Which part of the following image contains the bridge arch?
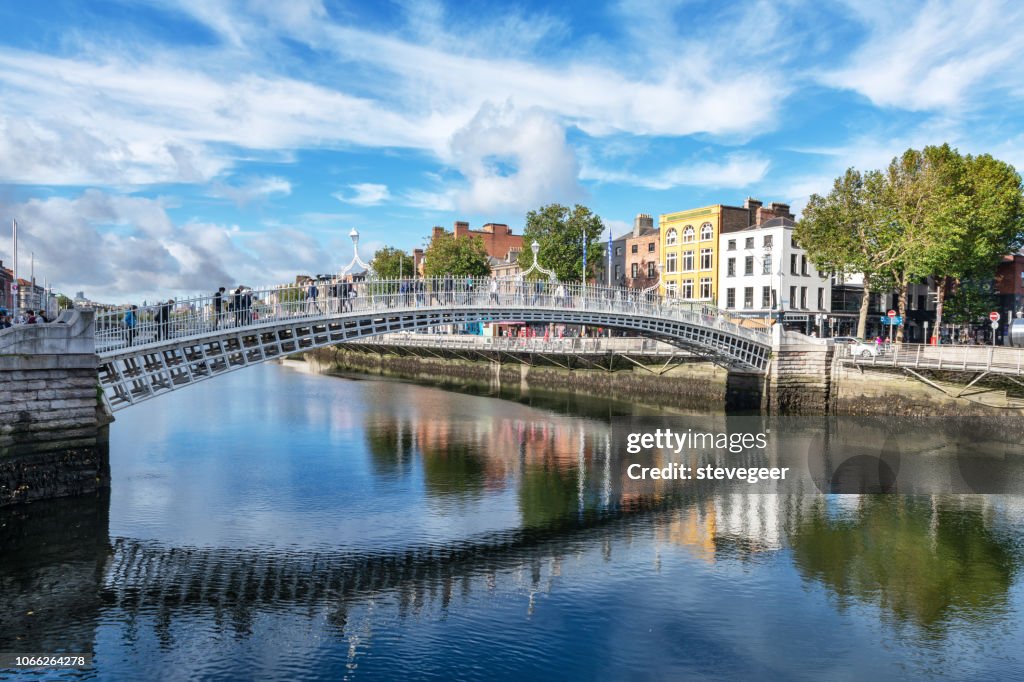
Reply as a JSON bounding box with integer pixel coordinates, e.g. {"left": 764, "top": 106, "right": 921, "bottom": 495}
{"left": 96, "top": 282, "right": 771, "bottom": 410}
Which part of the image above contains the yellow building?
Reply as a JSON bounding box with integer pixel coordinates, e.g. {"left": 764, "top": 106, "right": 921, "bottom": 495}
{"left": 659, "top": 199, "right": 779, "bottom": 301}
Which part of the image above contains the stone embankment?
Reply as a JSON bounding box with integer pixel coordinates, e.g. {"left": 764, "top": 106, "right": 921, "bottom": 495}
{"left": 0, "top": 310, "right": 110, "bottom": 506}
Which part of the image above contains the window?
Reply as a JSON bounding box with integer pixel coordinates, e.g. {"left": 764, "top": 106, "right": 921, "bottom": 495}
{"left": 791, "top": 236, "right": 798, "bottom": 248}
{"left": 745, "top": 237, "right": 754, "bottom": 249}
{"left": 800, "top": 286, "right": 807, "bottom": 309}
{"left": 666, "top": 282, "right": 677, "bottom": 298}
{"left": 727, "top": 239, "right": 736, "bottom": 251}
{"left": 817, "top": 288, "right": 824, "bottom": 310}
{"left": 699, "top": 277, "right": 713, "bottom": 299}
{"left": 700, "top": 248, "right": 713, "bottom": 270}
{"left": 647, "top": 262, "right": 655, "bottom": 278}
{"left": 763, "top": 235, "right": 773, "bottom": 248}
{"left": 681, "top": 280, "right": 694, "bottom": 299}
{"left": 666, "top": 228, "right": 678, "bottom": 246}
{"left": 648, "top": 242, "right": 655, "bottom": 252}
{"left": 801, "top": 255, "right": 808, "bottom": 276}
{"left": 631, "top": 263, "right": 639, "bottom": 278}
{"left": 743, "top": 287, "right": 754, "bottom": 309}
{"left": 726, "top": 288, "right": 736, "bottom": 308}
{"left": 791, "top": 254, "right": 798, "bottom": 275}
{"left": 682, "top": 250, "right": 694, "bottom": 271}
{"left": 683, "top": 226, "right": 695, "bottom": 242}
{"left": 744, "top": 256, "right": 754, "bottom": 276}
{"left": 666, "top": 252, "right": 678, "bottom": 273}
{"left": 762, "top": 254, "right": 772, "bottom": 275}
{"left": 700, "top": 222, "right": 713, "bottom": 240}
{"left": 615, "top": 246, "right": 622, "bottom": 256}
{"left": 917, "top": 294, "right": 925, "bottom": 311}
{"left": 631, "top": 244, "right": 638, "bottom": 254}
{"left": 762, "top": 286, "right": 772, "bottom": 308}
{"left": 727, "top": 258, "right": 736, "bottom": 277}
{"left": 771, "top": 288, "right": 778, "bottom": 310}
{"left": 614, "top": 264, "right": 621, "bottom": 279}
{"left": 790, "top": 286, "right": 797, "bottom": 309}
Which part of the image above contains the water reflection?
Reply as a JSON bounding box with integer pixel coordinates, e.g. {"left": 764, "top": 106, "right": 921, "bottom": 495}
{"left": 791, "top": 496, "right": 1021, "bottom": 633}
{"left": 2, "top": 365, "right": 1024, "bottom": 679}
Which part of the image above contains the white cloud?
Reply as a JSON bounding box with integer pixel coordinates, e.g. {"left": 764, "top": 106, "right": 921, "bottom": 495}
{"left": 819, "top": 0, "right": 1024, "bottom": 111}
{"left": 210, "top": 176, "right": 292, "bottom": 206}
{"left": 400, "top": 102, "right": 583, "bottom": 215}
{"left": 0, "top": 190, "right": 335, "bottom": 300}
{"left": 333, "top": 183, "right": 391, "bottom": 207}
{"left": 582, "top": 153, "right": 770, "bottom": 190}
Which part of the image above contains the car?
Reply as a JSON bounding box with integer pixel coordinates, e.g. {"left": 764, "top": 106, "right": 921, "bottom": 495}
{"left": 832, "top": 336, "right": 879, "bottom": 358}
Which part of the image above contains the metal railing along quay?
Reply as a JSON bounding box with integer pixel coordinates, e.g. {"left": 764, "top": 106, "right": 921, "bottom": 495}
{"left": 838, "top": 343, "right": 1024, "bottom": 376}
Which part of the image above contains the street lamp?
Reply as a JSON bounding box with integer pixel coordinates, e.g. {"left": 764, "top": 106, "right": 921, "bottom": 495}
{"left": 340, "top": 227, "right": 372, "bottom": 278}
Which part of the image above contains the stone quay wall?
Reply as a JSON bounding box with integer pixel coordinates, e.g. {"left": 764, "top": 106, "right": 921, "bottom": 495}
{"left": 0, "top": 310, "right": 109, "bottom": 507}
{"left": 768, "top": 331, "right": 834, "bottom": 415}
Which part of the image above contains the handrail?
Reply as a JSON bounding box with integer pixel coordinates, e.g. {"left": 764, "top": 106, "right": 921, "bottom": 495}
{"left": 94, "top": 277, "right": 770, "bottom": 354}
{"left": 837, "top": 342, "right": 1024, "bottom": 376}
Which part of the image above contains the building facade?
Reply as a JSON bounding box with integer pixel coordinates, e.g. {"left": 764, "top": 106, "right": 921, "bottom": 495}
{"left": 660, "top": 198, "right": 793, "bottom": 302}
{"left": 625, "top": 214, "right": 658, "bottom": 290}
{"left": 430, "top": 221, "right": 524, "bottom": 262}
{"left": 0, "top": 260, "right": 11, "bottom": 311}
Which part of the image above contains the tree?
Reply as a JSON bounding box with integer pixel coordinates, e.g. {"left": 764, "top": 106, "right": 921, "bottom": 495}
{"left": 519, "top": 203, "right": 605, "bottom": 282}
{"left": 421, "top": 230, "right": 491, "bottom": 277}
{"left": 56, "top": 293, "right": 73, "bottom": 310}
{"left": 370, "top": 246, "right": 414, "bottom": 280}
{"left": 944, "top": 277, "right": 998, "bottom": 326}
{"left": 796, "top": 169, "right": 897, "bottom": 338}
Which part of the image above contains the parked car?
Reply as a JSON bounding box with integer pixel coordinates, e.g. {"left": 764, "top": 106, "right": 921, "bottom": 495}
{"left": 832, "top": 336, "right": 878, "bottom": 358}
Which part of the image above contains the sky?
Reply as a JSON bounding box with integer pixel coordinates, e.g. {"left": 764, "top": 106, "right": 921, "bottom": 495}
{"left": 1, "top": 0, "right": 1023, "bottom": 302}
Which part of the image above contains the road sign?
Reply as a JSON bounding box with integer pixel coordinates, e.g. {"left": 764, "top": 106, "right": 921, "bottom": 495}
{"left": 9, "top": 282, "right": 17, "bottom": 294}
{"left": 991, "top": 321, "right": 999, "bottom": 330}
{"left": 887, "top": 309, "right": 896, "bottom": 318}
{"left": 990, "top": 311, "right": 1001, "bottom": 322}
{"left": 879, "top": 316, "right": 903, "bottom": 325}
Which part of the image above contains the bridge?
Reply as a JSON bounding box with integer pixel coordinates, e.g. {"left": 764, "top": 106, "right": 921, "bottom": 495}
{"left": 92, "top": 278, "right": 772, "bottom": 411}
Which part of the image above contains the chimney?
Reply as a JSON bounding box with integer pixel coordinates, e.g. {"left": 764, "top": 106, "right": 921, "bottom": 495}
{"left": 633, "top": 213, "right": 653, "bottom": 237}
{"left": 769, "top": 202, "right": 793, "bottom": 220}
{"left": 431, "top": 226, "right": 445, "bottom": 239}
{"left": 454, "top": 221, "right": 470, "bottom": 236}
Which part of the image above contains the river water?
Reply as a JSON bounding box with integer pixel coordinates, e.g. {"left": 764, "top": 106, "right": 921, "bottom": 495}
{"left": 3, "top": 361, "right": 1024, "bottom": 680}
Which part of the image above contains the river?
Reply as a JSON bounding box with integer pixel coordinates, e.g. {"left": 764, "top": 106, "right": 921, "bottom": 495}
{"left": 2, "top": 361, "right": 1024, "bottom": 680}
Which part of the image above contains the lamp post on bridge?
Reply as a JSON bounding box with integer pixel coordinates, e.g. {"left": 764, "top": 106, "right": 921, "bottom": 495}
{"left": 340, "top": 227, "right": 373, "bottom": 279}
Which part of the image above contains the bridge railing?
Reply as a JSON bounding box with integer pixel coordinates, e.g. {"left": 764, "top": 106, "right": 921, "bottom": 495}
{"left": 838, "top": 342, "right": 1024, "bottom": 375}
{"left": 356, "top": 333, "right": 687, "bottom": 355}
{"left": 94, "top": 277, "right": 769, "bottom": 353}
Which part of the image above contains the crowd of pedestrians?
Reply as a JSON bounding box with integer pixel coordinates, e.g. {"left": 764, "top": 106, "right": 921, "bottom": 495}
{"left": 0, "top": 307, "right": 50, "bottom": 328}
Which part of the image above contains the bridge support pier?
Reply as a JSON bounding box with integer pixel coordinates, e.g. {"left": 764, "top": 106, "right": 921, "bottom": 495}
{"left": 768, "top": 329, "right": 834, "bottom": 415}
{"left": 0, "top": 311, "right": 110, "bottom": 507}
{"left": 725, "top": 370, "right": 766, "bottom": 413}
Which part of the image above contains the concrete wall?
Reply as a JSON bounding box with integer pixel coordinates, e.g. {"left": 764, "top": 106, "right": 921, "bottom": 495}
{"left": 0, "top": 310, "right": 109, "bottom": 506}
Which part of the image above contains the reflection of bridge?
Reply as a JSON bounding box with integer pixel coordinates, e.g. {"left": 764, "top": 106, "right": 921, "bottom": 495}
{"left": 95, "top": 279, "right": 771, "bottom": 410}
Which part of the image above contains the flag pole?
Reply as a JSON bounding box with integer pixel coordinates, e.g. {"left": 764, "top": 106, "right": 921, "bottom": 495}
{"left": 12, "top": 218, "right": 17, "bottom": 319}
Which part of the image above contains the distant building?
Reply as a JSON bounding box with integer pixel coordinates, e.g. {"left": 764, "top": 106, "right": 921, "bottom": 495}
{"left": 430, "top": 221, "right": 523, "bottom": 263}
{"left": 0, "top": 260, "right": 12, "bottom": 311}
{"left": 660, "top": 198, "right": 794, "bottom": 302}
{"left": 717, "top": 217, "right": 831, "bottom": 333}
{"left": 625, "top": 214, "right": 658, "bottom": 290}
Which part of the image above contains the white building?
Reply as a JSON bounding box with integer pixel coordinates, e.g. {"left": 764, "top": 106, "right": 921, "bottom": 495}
{"left": 717, "top": 217, "right": 831, "bottom": 331}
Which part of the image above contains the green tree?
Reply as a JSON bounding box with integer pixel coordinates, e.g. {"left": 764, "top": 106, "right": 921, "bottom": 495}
{"left": 55, "top": 293, "right": 73, "bottom": 310}
{"left": 370, "top": 246, "right": 415, "bottom": 280}
{"left": 519, "top": 203, "right": 605, "bottom": 282}
{"left": 422, "top": 230, "right": 491, "bottom": 277}
{"left": 796, "top": 169, "right": 897, "bottom": 338}
{"left": 945, "top": 277, "right": 999, "bottom": 325}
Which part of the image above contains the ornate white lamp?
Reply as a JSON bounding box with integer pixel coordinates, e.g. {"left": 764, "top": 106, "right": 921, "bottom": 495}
{"left": 340, "top": 227, "right": 373, "bottom": 278}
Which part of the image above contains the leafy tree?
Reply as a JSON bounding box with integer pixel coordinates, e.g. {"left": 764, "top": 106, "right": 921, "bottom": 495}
{"left": 370, "top": 246, "right": 415, "bottom": 280}
{"left": 519, "top": 203, "right": 605, "bottom": 282}
{"left": 421, "top": 230, "right": 491, "bottom": 277}
{"left": 796, "top": 169, "right": 897, "bottom": 338}
{"left": 56, "top": 293, "right": 73, "bottom": 310}
{"left": 945, "top": 277, "right": 999, "bottom": 325}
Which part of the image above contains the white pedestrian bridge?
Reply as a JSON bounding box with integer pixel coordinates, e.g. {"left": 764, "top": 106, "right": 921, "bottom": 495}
{"left": 94, "top": 279, "right": 772, "bottom": 411}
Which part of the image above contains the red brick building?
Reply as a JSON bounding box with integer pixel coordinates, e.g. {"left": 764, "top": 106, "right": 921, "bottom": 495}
{"left": 625, "top": 214, "right": 659, "bottom": 290}
{"left": 996, "top": 252, "right": 1024, "bottom": 318}
{"left": 431, "top": 221, "right": 524, "bottom": 262}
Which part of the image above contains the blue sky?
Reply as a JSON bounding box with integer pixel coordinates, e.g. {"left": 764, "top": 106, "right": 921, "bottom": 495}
{"left": 1, "top": 0, "right": 1023, "bottom": 300}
